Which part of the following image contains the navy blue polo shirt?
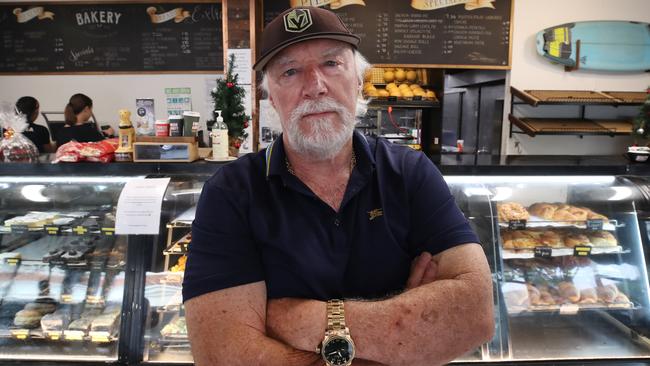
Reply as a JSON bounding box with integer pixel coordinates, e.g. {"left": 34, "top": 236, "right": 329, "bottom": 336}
{"left": 183, "top": 132, "right": 478, "bottom": 302}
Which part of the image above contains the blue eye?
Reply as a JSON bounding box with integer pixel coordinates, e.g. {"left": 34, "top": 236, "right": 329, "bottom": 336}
{"left": 283, "top": 69, "right": 297, "bottom": 77}
{"left": 325, "top": 60, "right": 339, "bottom": 67}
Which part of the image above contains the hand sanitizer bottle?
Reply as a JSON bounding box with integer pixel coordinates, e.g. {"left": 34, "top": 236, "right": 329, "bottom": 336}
{"left": 210, "top": 110, "right": 229, "bottom": 159}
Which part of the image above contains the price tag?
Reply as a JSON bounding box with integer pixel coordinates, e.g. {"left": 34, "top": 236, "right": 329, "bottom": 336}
{"left": 10, "top": 225, "right": 28, "bottom": 234}
{"left": 10, "top": 329, "right": 29, "bottom": 340}
{"left": 559, "top": 303, "right": 580, "bottom": 315}
{"left": 46, "top": 332, "right": 61, "bottom": 341}
{"left": 573, "top": 245, "right": 592, "bottom": 257}
{"left": 89, "top": 331, "right": 111, "bottom": 343}
{"left": 5, "top": 257, "right": 21, "bottom": 265}
{"left": 508, "top": 220, "right": 527, "bottom": 230}
{"left": 73, "top": 226, "right": 88, "bottom": 235}
{"left": 101, "top": 227, "right": 115, "bottom": 236}
{"left": 534, "top": 246, "right": 552, "bottom": 258}
{"left": 45, "top": 225, "right": 60, "bottom": 235}
{"left": 60, "top": 294, "right": 73, "bottom": 304}
{"left": 586, "top": 219, "right": 604, "bottom": 231}
{"left": 63, "top": 331, "right": 84, "bottom": 341}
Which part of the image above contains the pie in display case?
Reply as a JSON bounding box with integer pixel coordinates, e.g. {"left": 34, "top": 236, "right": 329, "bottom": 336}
{"left": 0, "top": 175, "right": 138, "bottom": 363}
{"left": 446, "top": 175, "right": 650, "bottom": 362}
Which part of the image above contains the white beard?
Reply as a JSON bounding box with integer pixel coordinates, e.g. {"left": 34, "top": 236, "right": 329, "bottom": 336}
{"left": 284, "top": 97, "right": 357, "bottom": 160}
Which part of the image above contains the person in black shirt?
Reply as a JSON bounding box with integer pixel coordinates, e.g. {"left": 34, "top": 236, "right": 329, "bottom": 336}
{"left": 57, "top": 93, "right": 106, "bottom": 147}
{"left": 15, "top": 96, "right": 54, "bottom": 153}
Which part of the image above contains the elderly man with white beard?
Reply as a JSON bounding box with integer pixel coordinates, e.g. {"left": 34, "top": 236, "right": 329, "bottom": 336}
{"left": 183, "top": 6, "right": 494, "bottom": 366}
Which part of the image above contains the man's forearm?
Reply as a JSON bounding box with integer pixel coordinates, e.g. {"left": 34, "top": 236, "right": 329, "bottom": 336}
{"left": 266, "top": 245, "right": 495, "bottom": 366}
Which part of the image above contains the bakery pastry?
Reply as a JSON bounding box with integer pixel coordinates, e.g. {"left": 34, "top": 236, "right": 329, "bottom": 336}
{"left": 24, "top": 301, "right": 57, "bottom": 315}
{"left": 597, "top": 283, "right": 619, "bottom": 303}
{"left": 528, "top": 203, "right": 557, "bottom": 220}
{"left": 14, "top": 309, "right": 43, "bottom": 328}
{"left": 558, "top": 281, "right": 580, "bottom": 303}
{"left": 613, "top": 292, "right": 630, "bottom": 304}
{"left": 579, "top": 287, "right": 598, "bottom": 304}
{"left": 497, "top": 202, "right": 529, "bottom": 222}
{"left": 528, "top": 230, "right": 564, "bottom": 247}
{"left": 588, "top": 231, "right": 617, "bottom": 247}
{"left": 562, "top": 231, "right": 591, "bottom": 247}
{"left": 160, "top": 317, "right": 187, "bottom": 337}
{"left": 502, "top": 230, "right": 539, "bottom": 249}
{"left": 41, "top": 310, "right": 71, "bottom": 333}
{"left": 582, "top": 207, "right": 608, "bottom": 221}
{"left": 526, "top": 283, "right": 541, "bottom": 305}
{"left": 536, "top": 285, "right": 556, "bottom": 305}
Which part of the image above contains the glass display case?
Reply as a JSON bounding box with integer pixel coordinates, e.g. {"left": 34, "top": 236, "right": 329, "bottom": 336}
{"left": 446, "top": 175, "right": 650, "bottom": 362}
{"left": 142, "top": 175, "right": 207, "bottom": 364}
{"left": 0, "top": 175, "right": 142, "bottom": 363}
{"left": 4, "top": 164, "right": 650, "bottom": 365}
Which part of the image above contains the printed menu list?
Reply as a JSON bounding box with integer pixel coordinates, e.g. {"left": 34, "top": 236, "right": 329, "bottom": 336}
{"left": 0, "top": 3, "right": 223, "bottom": 73}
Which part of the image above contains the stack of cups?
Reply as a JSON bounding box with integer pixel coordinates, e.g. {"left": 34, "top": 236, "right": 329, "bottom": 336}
{"left": 154, "top": 113, "right": 201, "bottom": 137}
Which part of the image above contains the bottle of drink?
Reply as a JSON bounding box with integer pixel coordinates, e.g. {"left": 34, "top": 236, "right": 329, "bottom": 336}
{"left": 210, "top": 111, "right": 229, "bottom": 159}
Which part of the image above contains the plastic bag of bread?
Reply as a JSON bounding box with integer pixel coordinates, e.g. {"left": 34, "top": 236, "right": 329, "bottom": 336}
{"left": 54, "top": 139, "right": 117, "bottom": 163}
{"left": 0, "top": 102, "right": 39, "bottom": 163}
{"left": 502, "top": 282, "right": 530, "bottom": 310}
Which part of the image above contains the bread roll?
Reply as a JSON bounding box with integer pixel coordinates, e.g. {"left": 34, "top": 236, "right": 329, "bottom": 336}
{"left": 558, "top": 281, "right": 580, "bottom": 303}
{"left": 528, "top": 203, "right": 557, "bottom": 220}
{"left": 562, "top": 232, "right": 590, "bottom": 247}
{"left": 588, "top": 231, "right": 617, "bottom": 247}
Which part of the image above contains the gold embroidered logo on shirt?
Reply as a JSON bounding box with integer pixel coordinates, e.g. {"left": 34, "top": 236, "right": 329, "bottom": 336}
{"left": 368, "top": 208, "right": 383, "bottom": 221}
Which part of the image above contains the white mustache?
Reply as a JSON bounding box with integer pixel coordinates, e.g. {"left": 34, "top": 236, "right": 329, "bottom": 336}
{"left": 290, "top": 97, "right": 347, "bottom": 122}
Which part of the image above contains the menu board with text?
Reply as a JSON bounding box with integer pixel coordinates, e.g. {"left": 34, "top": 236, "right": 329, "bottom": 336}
{"left": 263, "top": 0, "right": 512, "bottom": 68}
{"left": 0, "top": 2, "right": 223, "bottom": 73}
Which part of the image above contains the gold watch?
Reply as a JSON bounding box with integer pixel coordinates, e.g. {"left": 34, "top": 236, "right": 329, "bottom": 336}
{"left": 317, "top": 299, "right": 356, "bottom": 366}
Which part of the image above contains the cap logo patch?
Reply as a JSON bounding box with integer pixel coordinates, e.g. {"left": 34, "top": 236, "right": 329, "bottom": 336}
{"left": 284, "top": 9, "right": 312, "bottom": 33}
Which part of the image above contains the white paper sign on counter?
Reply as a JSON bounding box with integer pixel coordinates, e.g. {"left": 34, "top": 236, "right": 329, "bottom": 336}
{"left": 115, "top": 178, "right": 171, "bottom": 235}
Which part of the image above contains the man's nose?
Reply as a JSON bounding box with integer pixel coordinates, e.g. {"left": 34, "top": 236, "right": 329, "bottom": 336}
{"left": 302, "top": 66, "right": 327, "bottom": 99}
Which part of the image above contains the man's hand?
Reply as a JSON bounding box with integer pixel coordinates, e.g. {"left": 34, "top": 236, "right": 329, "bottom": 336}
{"left": 405, "top": 251, "right": 438, "bottom": 290}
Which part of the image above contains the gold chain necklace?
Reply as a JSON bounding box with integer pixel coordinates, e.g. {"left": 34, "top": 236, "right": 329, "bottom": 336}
{"left": 286, "top": 151, "right": 356, "bottom": 176}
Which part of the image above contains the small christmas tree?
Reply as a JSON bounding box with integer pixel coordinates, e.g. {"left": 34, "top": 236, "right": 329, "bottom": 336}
{"left": 632, "top": 87, "right": 650, "bottom": 139}
{"left": 208, "top": 53, "right": 250, "bottom": 150}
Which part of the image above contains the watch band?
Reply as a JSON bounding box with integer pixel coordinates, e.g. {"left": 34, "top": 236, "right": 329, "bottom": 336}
{"left": 326, "top": 299, "right": 346, "bottom": 331}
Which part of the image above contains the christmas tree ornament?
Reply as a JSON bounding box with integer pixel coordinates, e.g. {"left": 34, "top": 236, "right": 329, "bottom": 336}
{"left": 633, "top": 87, "right": 650, "bottom": 139}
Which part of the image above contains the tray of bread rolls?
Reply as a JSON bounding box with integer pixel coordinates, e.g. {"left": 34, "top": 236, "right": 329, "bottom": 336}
{"left": 502, "top": 257, "right": 633, "bottom": 314}
{"left": 497, "top": 202, "right": 616, "bottom": 230}
{"left": 499, "top": 228, "right": 623, "bottom": 259}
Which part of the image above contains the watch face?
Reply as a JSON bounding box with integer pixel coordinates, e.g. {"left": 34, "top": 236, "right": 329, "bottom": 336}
{"left": 322, "top": 336, "right": 354, "bottom": 365}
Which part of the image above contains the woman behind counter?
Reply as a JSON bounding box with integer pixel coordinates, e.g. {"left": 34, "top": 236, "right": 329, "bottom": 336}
{"left": 15, "top": 96, "right": 54, "bottom": 153}
{"left": 56, "top": 93, "right": 106, "bottom": 147}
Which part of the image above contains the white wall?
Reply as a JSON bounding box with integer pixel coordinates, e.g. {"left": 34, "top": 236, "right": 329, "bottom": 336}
{"left": 0, "top": 74, "right": 221, "bottom": 131}
{"left": 503, "top": 0, "right": 650, "bottom": 155}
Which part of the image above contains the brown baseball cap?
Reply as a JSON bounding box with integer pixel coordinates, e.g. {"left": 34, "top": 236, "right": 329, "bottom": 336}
{"left": 253, "top": 7, "right": 360, "bottom": 71}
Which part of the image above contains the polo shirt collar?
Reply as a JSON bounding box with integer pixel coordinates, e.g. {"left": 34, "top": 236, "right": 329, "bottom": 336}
{"left": 265, "top": 131, "right": 375, "bottom": 180}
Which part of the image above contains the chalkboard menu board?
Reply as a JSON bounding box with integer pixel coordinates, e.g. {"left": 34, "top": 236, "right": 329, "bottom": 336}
{"left": 263, "top": 0, "right": 512, "bottom": 68}
{"left": 0, "top": 2, "right": 223, "bottom": 73}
